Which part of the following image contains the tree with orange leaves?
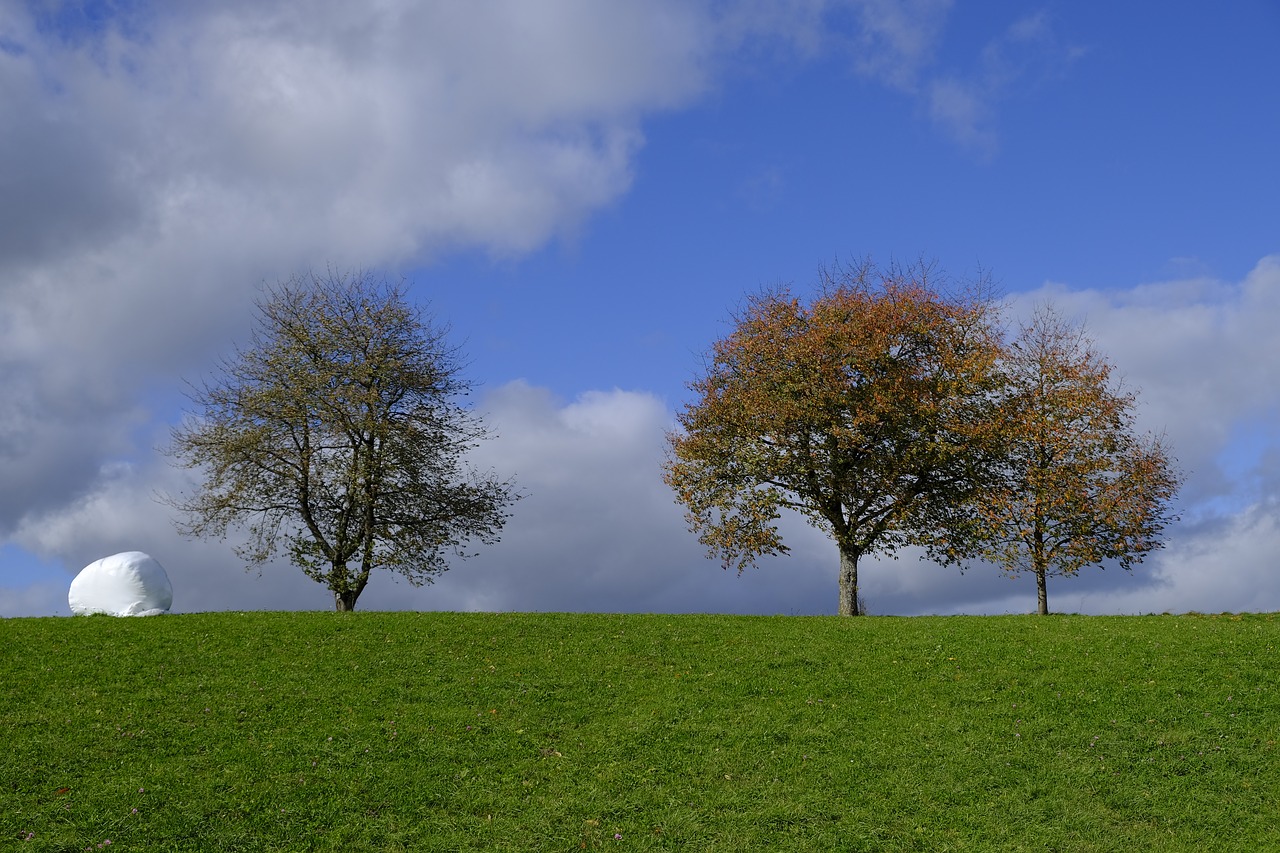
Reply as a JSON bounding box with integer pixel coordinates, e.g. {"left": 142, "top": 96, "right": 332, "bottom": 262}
{"left": 663, "top": 260, "right": 1006, "bottom": 615}
{"left": 949, "top": 304, "right": 1181, "bottom": 614}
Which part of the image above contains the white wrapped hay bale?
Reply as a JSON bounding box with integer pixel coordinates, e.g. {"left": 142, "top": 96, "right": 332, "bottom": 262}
{"left": 68, "top": 551, "right": 173, "bottom": 616}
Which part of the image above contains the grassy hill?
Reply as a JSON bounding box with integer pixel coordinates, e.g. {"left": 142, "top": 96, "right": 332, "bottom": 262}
{"left": 2, "top": 611, "right": 1277, "bottom": 851}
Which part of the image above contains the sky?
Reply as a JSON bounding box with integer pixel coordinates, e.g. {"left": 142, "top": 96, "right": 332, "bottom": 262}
{"left": 2, "top": 0, "right": 1279, "bottom": 618}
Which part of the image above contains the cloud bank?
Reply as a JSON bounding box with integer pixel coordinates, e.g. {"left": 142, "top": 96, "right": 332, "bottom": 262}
{"left": 1, "top": 0, "right": 714, "bottom": 542}
{"left": 7, "top": 256, "right": 1280, "bottom": 619}
{"left": 2, "top": 3, "right": 1272, "bottom": 618}
{"left": 0, "top": 0, "right": 1066, "bottom": 543}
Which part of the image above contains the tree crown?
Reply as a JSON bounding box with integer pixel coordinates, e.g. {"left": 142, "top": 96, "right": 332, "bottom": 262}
{"left": 167, "top": 269, "right": 517, "bottom": 610}
{"left": 665, "top": 260, "right": 1006, "bottom": 575}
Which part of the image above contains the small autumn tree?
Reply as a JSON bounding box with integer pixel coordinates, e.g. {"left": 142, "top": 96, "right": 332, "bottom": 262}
{"left": 952, "top": 303, "right": 1181, "bottom": 614}
{"left": 167, "top": 270, "right": 518, "bottom": 611}
{"left": 663, "top": 260, "right": 1006, "bottom": 615}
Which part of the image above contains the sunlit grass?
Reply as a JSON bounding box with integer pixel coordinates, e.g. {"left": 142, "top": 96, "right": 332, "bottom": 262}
{"left": 2, "top": 611, "right": 1278, "bottom": 850}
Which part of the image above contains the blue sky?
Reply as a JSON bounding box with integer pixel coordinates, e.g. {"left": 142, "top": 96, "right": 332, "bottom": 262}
{"left": 2, "top": 1, "right": 1278, "bottom": 617}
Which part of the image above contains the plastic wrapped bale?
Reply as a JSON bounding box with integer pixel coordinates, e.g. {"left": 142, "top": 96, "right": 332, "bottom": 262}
{"left": 68, "top": 551, "right": 174, "bottom": 616}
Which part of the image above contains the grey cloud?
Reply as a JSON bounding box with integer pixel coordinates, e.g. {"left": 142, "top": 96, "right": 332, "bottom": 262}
{"left": 6, "top": 382, "right": 838, "bottom": 616}
{"left": 2, "top": 4, "right": 1275, "bottom": 620}
{"left": 0, "top": 420, "right": 127, "bottom": 538}
{"left": 0, "top": 15, "right": 148, "bottom": 270}
{"left": 0, "top": 106, "right": 142, "bottom": 269}
{"left": 1069, "top": 507, "right": 1280, "bottom": 616}
{"left": 12, "top": 359, "right": 1279, "bottom": 620}
{"left": 7, "top": 452, "right": 333, "bottom": 614}
{"left": 0, "top": 0, "right": 1044, "bottom": 543}
{"left": 0, "top": 1, "right": 717, "bottom": 537}
{"left": 10, "top": 261, "right": 1279, "bottom": 618}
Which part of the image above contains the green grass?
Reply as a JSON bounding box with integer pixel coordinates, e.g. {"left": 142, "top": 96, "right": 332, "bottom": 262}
{"left": 2, "top": 612, "right": 1278, "bottom": 851}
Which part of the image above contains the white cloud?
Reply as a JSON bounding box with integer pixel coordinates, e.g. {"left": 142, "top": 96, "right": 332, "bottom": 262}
{"left": 848, "top": 0, "right": 953, "bottom": 91}
{"left": 2, "top": 382, "right": 837, "bottom": 616}
{"left": 1118, "top": 507, "right": 1280, "bottom": 614}
{"left": 6, "top": 277, "right": 1280, "bottom": 621}
{"left": 0, "top": 0, "right": 716, "bottom": 539}
{"left": 0, "top": 1, "right": 1070, "bottom": 546}
{"left": 453, "top": 263, "right": 1280, "bottom": 619}
{"left": 1016, "top": 256, "right": 1280, "bottom": 512}
{"left": 922, "top": 10, "right": 1082, "bottom": 153}
{"left": 727, "top": 3, "right": 1081, "bottom": 153}
{"left": 1, "top": 5, "right": 1272, "bottom": 620}
{"left": 975, "top": 257, "right": 1280, "bottom": 614}
{"left": 6, "top": 453, "right": 336, "bottom": 614}
{"left": 2, "top": 0, "right": 713, "bottom": 273}
{"left": 363, "top": 381, "right": 837, "bottom": 615}
{"left": 927, "top": 77, "right": 996, "bottom": 154}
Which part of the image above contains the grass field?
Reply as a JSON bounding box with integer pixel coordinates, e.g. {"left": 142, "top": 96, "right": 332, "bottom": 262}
{"left": 2, "top": 611, "right": 1278, "bottom": 851}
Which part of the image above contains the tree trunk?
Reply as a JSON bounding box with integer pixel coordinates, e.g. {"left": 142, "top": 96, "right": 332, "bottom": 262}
{"left": 1035, "top": 566, "right": 1049, "bottom": 616}
{"left": 331, "top": 563, "right": 367, "bottom": 612}
{"left": 1031, "top": 526, "right": 1050, "bottom": 615}
{"left": 838, "top": 545, "right": 862, "bottom": 616}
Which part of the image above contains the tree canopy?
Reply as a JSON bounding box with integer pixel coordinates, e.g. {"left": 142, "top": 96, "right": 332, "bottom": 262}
{"left": 947, "top": 303, "right": 1182, "bottom": 614}
{"left": 167, "top": 270, "right": 518, "bottom": 611}
{"left": 664, "top": 260, "right": 1006, "bottom": 615}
